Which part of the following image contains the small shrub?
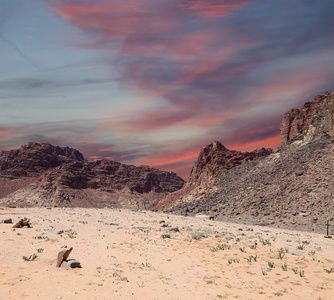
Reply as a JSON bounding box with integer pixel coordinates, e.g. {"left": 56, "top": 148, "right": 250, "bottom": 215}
{"left": 268, "top": 261, "right": 274, "bottom": 268}
{"left": 191, "top": 229, "right": 211, "bottom": 240}
{"left": 297, "top": 245, "right": 304, "bottom": 250}
{"left": 299, "top": 270, "right": 305, "bottom": 277}
{"left": 292, "top": 268, "right": 298, "bottom": 274}
{"left": 239, "top": 247, "right": 246, "bottom": 253}
{"left": 260, "top": 239, "right": 271, "bottom": 246}
{"left": 281, "top": 264, "right": 288, "bottom": 271}
{"left": 23, "top": 254, "right": 38, "bottom": 261}
{"left": 36, "top": 248, "right": 44, "bottom": 253}
{"left": 278, "top": 248, "right": 286, "bottom": 259}
{"left": 324, "top": 268, "right": 334, "bottom": 273}
{"left": 161, "top": 234, "right": 171, "bottom": 239}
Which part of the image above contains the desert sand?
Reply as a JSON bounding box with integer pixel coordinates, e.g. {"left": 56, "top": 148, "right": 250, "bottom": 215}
{"left": 1, "top": 207, "right": 333, "bottom": 300}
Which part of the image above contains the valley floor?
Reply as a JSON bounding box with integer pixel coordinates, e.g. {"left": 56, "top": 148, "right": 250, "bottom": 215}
{"left": 0, "top": 207, "right": 333, "bottom": 300}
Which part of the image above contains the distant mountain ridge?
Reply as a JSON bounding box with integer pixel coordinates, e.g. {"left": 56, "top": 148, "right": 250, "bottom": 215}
{"left": 0, "top": 142, "right": 184, "bottom": 208}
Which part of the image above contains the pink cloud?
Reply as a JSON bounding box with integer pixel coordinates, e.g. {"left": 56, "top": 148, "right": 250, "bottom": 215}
{"left": 179, "top": 0, "right": 256, "bottom": 18}
{"left": 0, "top": 128, "right": 16, "bottom": 140}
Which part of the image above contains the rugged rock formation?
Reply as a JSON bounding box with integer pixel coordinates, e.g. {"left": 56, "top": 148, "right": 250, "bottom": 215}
{"left": 0, "top": 142, "right": 184, "bottom": 208}
{"left": 157, "top": 92, "right": 334, "bottom": 233}
{"left": 0, "top": 142, "right": 85, "bottom": 177}
{"left": 154, "top": 142, "right": 272, "bottom": 210}
{"left": 279, "top": 91, "right": 334, "bottom": 147}
{"left": 187, "top": 141, "right": 272, "bottom": 187}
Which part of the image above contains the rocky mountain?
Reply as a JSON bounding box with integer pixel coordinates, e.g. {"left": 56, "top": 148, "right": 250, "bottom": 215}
{"left": 155, "top": 92, "right": 334, "bottom": 234}
{"left": 279, "top": 91, "right": 334, "bottom": 147}
{"left": 0, "top": 142, "right": 184, "bottom": 209}
{"left": 154, "top": 141, "right": 272, "bottom": 211}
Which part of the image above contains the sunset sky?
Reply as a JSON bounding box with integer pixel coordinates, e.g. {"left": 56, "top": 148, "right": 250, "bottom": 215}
{"left": 1, "top": 0, "right": 333, "bottom": 178}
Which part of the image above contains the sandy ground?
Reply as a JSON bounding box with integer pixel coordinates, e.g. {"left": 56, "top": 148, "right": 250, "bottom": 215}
{"left": 0, "top": 207, "right": 333, "bottom": 300}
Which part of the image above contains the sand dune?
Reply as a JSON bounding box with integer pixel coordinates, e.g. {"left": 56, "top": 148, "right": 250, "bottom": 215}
{"left": 1, "top": 207, "right": 333, "bottom": 299}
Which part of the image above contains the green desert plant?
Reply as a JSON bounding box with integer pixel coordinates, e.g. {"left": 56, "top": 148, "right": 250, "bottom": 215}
{"left": 297, "top": 245, "right": 304, "bottom": 250}
{"left": 227, "top": 258, "right": 239, "bottom": 264}
{"left": 22, "top": 254, "right": 38, "bottom": 261}
{"left": 161, "top": 234, "right": 171, "bottom": 239}
{"left": 299, "top": 270, "right": 305, "bottom": 277}
{"left": 261, "top": 268, "right": 267, "bottom": 275}
{"left": 260, "top": 239, "right": 271, "bottom": 246}
{"left": 245, "top": 255, "right": 257, "bottom": 262}
{"left": 281, "top": 264, "right": 288, "bottom": 271}
{"left": 268, "top": 261, "right": 274, "bottom": 268}
{"left": 250, "top": 244, "right": 257, "bottom": 250}
{"left": 191, "top": 229, "right": 211, "bottom": 240}
{"left": 292, "top": 268, "right": 298, "bottom": 274}
{"left": 239, "top": 247, "right": 246, "bottom": 253}
{"left": 278, "top": 248, "right": 286, "bottom": 259}
{"left": 324, "top": 268, "right": 334, "bottom": 273}
{"left": 36, "top": 248, "right": 44, "bottom": 253}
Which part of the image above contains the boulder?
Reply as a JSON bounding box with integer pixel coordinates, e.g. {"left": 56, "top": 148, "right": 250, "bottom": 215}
{"left": 2, "top": 218, "right": 12, "bottom": 223}
{"left": 56, "top": 247, "right": 73, "bottom": 268}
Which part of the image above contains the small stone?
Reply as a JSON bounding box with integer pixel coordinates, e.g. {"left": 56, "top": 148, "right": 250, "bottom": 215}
{"left": 2, "top": 218, "right": 12, "bottom": 223}
{"left": 60, "top": 261, "right": 71, "bottom": 270}
{"left": 13, "top": 220, "right": 23, "bottom": 228}
{"left": 61, "top": 245, "right": 68, "bottom": 248}
{"left": 68, "top": 259, "right": 81, "bottom": 268}
{"left": 56, "top": 247, "right": 73, "bottom": 267}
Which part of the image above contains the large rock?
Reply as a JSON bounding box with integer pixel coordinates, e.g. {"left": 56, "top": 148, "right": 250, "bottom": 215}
{"left": 157, "top": 91, "right": 334, "bottom": 234}
{"left": 186, "top": 141, "right": 272, "bottom": 187}
{"left": 154, "top": 142, "right": 272, "bottom": 210}
{"left": 0, "top": 142, "right": 184, "bottom": 209}
{"left": 279, "top": 92, "right": 334, "bottom": 147}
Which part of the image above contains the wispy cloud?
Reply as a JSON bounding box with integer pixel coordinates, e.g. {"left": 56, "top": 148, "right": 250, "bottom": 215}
{"left": 1, "top": 0, "right": 333, "bottom": 179}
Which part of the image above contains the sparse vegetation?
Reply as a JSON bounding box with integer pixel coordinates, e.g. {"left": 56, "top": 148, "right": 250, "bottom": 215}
{"left": 260, "top": 239, "right": 271, "bottom": 246}
{"left": 278, "top": 248, "right": 286, "bottom": 259}
{"left": 22, "top": 254, "right": 38, "bottom": 261}
{"left": 324, "top": 268, "right": 334, "bottom": 273}
{"left": 191, "top": 229, "right": 211, "bottom": 240}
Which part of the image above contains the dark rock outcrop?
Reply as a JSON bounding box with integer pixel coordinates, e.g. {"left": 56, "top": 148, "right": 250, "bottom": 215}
{"left": 187, "top": 141, "right": 272, "bottom": 187}
{"left": 0, "top": 142, "right": 85, "bottom": 177}
{"left": 0, "top": 142, "right": 184, "bottom": 208}
{"left": 154, "top": 142, "right": 272, "bottom": 210}
{"left": 279, "top": 91, "right": 334, "bottom": 147}
{"left": 157, "top": 92, "right": 334, "bottom": 234}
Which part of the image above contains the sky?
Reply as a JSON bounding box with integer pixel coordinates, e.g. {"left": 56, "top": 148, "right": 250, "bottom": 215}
{"left": 0, "top": 0, "right": 333, "bottom": 178}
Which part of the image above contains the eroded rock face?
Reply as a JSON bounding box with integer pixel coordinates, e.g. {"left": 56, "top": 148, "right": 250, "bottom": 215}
{"left": 0, "top": 142, "right": 85, "bottom": 177}
{"left": 187, "top": 141, "right": 272, "bottom": 187}
{"left": 157, "top": 92, "right": 334, "bottom": 234}
{"left": 44, "top": 159, "right": 184, "bottom": 193}
{"left": 154, "top": 141, "right": 272, "bottom": 210}
{"left": 279, "top": 92, "right": 334, "bottom": 147}
{"left": 0, "top": 142, "right": 184, "bottom": 208}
